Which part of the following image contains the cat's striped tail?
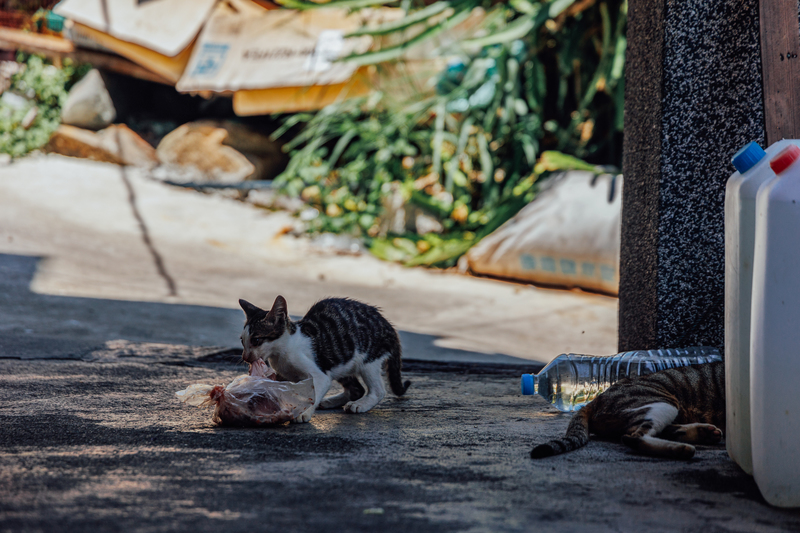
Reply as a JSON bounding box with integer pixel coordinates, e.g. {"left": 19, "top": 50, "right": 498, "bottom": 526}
{"left": 530, "top": 404, "right": 593, "bottom": 458}
{"left": 387, "top": 344, "right": 411, "bottom": 396}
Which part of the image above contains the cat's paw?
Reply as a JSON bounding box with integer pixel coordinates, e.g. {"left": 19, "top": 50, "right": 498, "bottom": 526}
{"left": 343, "top": 400, "right": 369, "bottom": 414}
{"left": 693, "top": 424, "right": 723, "bottom": 444}
{"left": 673, "top": 443, "right": 696, "bottom": 460}
{"left": 318, "top": 398, "right": 336, "bottom": 410}
{"left": 292, "top": 407, "right": 315, "bottom": 423}
{"left": 320, "top": 393, "right": 348, "bottom": 410}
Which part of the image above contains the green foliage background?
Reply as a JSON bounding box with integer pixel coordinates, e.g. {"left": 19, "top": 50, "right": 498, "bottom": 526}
{"left": 272, "top": 0, "right": 627, "bottom": 267}
{"left": 0, "top": 54, "right": 88, "bottom": 157}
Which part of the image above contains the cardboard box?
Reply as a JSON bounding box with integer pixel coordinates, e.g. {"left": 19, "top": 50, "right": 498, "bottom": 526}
{"left": 54, "top": 0, "right": 216, "bottom": 57}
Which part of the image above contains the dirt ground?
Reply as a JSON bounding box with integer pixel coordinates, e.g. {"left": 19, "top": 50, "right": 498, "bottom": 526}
{"left": 2, "top": 345, "right": 799, "bottom": 533}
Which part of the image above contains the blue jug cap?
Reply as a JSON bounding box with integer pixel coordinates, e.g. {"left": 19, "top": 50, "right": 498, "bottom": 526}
{"left": 732, "top": 142, "right": 767, "bottom": 174}
{"left": 521, "top": 374, "right": 535, "bottom": 395}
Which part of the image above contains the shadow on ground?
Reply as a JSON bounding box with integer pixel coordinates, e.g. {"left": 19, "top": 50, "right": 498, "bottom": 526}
{"left": 0, "top": 252, "right": 535, "bottom": 368}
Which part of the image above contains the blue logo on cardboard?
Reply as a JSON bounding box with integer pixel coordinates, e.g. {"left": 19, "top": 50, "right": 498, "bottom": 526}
{"left": 192, "top": 43, "right": 229, "bottom": 77}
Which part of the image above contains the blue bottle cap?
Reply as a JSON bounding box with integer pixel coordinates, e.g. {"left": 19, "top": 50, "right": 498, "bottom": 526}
{"left": 732, "top": 142, "right": 767, "bottom": 174}
{"left": 521, "top": 374, "right": 535, "bottom": 395}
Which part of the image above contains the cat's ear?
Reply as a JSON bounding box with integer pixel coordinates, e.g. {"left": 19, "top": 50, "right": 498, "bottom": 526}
{"left": 270, "top": 295, "right": 288, "bottom": 317}
{"left": 239, "top": 299, "right": 263, "bottom": 320}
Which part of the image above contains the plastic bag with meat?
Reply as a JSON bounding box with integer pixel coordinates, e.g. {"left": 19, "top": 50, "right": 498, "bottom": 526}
{"left": 176, "top": 359, "right": 315, "bottom": 426}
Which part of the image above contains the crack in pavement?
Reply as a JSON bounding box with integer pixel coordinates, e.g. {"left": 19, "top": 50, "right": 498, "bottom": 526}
{"left": 119, "top": 166, "right": 178, "bottom": 297}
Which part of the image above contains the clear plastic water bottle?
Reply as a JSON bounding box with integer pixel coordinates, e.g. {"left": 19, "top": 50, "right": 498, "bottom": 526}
{"left": 520, "top": 347, "right": 722, "bottom": 412}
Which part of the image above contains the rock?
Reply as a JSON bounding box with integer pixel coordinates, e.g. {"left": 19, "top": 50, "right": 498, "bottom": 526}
{"left": 45, "top": 125, "right": 124, "bottom": 165}
{"left": 95, "top": 124, "right": 159, "bottom": 169}
{"left": 44, "top": 124, "right": 158, "bottom": 168}
{"left": 61, "top": 69, "right": 117, "bottom": 130}
{"left": 156, "top": 120, "right": 286, "bottom": 182}
{"left": 155, "top": 123, "right": 255, "bottom": 184}
{"left": 211, "top": 120, "right": 287, "bottom": 181}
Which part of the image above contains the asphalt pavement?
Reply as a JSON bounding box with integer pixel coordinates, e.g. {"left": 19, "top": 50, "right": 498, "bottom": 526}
{"left": 2, "top": 345, "right": 799, "bottom": 532}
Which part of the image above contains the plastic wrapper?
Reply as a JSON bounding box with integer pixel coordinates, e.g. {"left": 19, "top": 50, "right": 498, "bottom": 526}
{"left": 176, "top": 359, "right": 314, "bottom": 426}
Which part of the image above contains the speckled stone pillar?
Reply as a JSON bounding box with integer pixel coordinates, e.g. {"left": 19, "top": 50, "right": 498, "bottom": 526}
{"left": 619, "top": 0, "right": 765, "bottom": 352}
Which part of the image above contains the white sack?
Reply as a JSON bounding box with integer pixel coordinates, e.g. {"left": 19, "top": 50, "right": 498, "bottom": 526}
{"left": 467, "top": 171, "right": 622, "bottom": 294}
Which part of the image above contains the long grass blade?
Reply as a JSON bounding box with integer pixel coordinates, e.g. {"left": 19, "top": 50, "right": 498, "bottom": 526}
{"left": 462, "top": 11, "right": 538, "bottom": 48}
{"left": 340, "top": 8, "right": 473, "bottom": 66}
{"left": 346, "top": 1, "right": 452, "bottom": 37}
{"left": 274, "top": 0, "right": 396, "bottom": 9}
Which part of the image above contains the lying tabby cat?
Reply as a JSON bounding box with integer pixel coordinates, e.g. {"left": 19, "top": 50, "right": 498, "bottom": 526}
{"left": 239, "top": 295, "right": 410, "bottom": 423}
{"left": 531, "top": 362, "right": 725, "bottom": 460}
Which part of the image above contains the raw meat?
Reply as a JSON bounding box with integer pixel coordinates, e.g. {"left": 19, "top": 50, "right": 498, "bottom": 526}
{"left": 176, "top": 360, "right": 314, "bottom": 426}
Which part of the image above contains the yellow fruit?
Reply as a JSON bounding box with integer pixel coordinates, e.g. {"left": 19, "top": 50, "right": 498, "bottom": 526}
{"left": 301, "top": 185, "right": 321, "bottom": 201}
{"left": 451, "top": 204, "right": 469, "bottom": 224}
{"left": 326, "top": 204, "right": 342, "bottom": 217}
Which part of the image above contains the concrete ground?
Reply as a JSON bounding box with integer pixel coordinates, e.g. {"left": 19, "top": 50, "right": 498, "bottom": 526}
{"left": 0, "top": 154, "right": 618, "bottom": 364}
{"left": 2, "top": 154, "right": 797, "bottom": 531}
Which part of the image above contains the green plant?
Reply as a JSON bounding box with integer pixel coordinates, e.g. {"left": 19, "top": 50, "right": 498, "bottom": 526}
{"left": 0, "top": 54, "right": 88, "bottom": 157}
{"left": 273, "top": 0, "right": 626, "bottom": 267}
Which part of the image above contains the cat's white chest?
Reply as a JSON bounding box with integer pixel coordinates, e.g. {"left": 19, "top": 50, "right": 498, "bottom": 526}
{"left": 264, "top": 332, "right": 316, "bottom": 382}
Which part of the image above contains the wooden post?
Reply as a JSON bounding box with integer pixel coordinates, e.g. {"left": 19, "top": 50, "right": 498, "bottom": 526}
{"left": 760, "top": 0, "right": 800, "bottom": 145}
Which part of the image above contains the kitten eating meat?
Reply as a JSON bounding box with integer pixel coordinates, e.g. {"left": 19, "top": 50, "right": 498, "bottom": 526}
{"left": 530, "top": 362, "right": 725, "bottom": 460}
{"left": 239, "top": 295, "right": 410, "bottom": 423}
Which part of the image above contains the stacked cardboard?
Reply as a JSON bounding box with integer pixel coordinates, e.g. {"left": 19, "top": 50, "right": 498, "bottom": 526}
{"left": 53, "top": 0, "right": 398, "bottom": 114}
{"left": 178, "top": 3, "right": 380, "bottom": 114}
{"left": 55, "top": 0, "right": 215, "bottom": 84}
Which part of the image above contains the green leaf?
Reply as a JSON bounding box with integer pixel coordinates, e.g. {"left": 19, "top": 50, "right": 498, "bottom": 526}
{"left": 346, "top": 1, "right": 452, "bottom": 37}
{"left": 534, "top": 150, "right": 599, "bottom": 174}
{"left": 548, "top": 0, "right": 576, "bottom": 18}
{"left": 462, "top": 11, "right": 539, "bottom": 48}
{"left": 405, "top": 237, "right": 474, "bottom": 267}
{"left": 431, "top": 100, "right": 446, "bottom": 178}
{"left": 273, "top": 0, "right": 396, "bottom": 9}
{"left": 611, "top": 36, "right": 627, "bottom": 81}
{"left": 340, "top": 8, "right": 473, "bottom": 66}
{"left": 509, "top": 0, "right": 538, "bottom": 15}
{"left": 477, "top": 131, "right": 493, "bottom": 185}
{"left": 328, "top": 129, "right": 358, "bottom": 167}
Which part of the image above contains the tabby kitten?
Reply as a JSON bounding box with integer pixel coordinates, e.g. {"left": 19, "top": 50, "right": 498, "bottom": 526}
{"left": 530, "top": 362, "right": 725, "bottom": 460}
{"left": 239, "top": 295, "right": 410, "bottom": 423}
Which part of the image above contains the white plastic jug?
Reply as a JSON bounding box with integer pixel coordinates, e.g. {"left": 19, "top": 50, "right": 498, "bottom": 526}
{"left": 750, "top": 144, "right": 800, "bottom": 507}
{"left": 725, "top": 139, "right": 800, "bottom": 475}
